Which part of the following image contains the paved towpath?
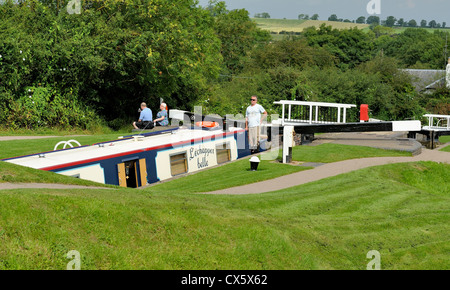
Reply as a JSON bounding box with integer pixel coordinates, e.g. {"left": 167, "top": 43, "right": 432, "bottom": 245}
{"left": 203, "top": 145, "right": 450, "bottom": 195}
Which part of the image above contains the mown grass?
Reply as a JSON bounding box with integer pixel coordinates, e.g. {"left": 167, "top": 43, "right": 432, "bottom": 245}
{"left": 288, "top": 143, "right": 411, "bottom": 163}
{"left": 0, "top": 133, "right": 448, "bottom": 269}
{"left": 0, "top": 162, "right": 115, "bottom": 188}
{"left": 0, "top": 133, "right": 130, "bottom": 160}
{"left": 0, "top": 125, "right": 117, "bottom": 136}
{"left": 0, "top": 161, "right": 448, "bottom": 269}
{"left": 151, "top": 156, "right": 311, "bottom": 193}
{"left": 153, "top": 144, "right": 411, "bottom": 193}
{"left": 440, "top": 136, "right": 450, "bottom": 152}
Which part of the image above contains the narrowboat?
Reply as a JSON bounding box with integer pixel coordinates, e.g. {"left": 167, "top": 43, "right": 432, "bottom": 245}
{"left": 2, "top": 113, "right": 268, "bottom": 188}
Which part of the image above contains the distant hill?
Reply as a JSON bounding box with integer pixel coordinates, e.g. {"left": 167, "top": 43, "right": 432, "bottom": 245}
{"left": 253, "top": 18, "right": 369, "bottom": 34}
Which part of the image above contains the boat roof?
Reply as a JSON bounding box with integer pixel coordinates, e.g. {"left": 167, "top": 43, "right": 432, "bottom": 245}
{"left": 3, "top": 127, "right": 244, "bottom": 171}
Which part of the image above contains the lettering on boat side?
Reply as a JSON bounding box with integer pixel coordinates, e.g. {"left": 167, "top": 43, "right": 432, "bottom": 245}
{"left": 189, "top": 146, "right": 215, "bottom": 169}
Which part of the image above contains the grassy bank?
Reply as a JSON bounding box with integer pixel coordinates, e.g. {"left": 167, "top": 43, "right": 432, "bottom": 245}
{"left": 288, "top": 143, "right": 411, "bottom": 163}
{"left": 440, "top": 136, "right": 450, "bottom": 152}
{"left": 1, "top": 134, "right": 448, "bottom": 269}
{"left": 0, "top": 161, "right": 448, "bottom": 269}
{"left": 0, "top": 133, "right": 130, "bottom": 160}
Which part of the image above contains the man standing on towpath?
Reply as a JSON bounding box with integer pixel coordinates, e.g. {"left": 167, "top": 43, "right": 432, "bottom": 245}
{"left": 245, "top": 95, "right": 267, "bottom": 154}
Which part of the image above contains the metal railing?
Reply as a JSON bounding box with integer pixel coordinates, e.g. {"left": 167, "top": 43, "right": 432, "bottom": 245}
{"left": 273, "top": 100, "right": 357, "bottom": 125}
{"left": 423, "top": 114, "right": 450, "bottom": 131}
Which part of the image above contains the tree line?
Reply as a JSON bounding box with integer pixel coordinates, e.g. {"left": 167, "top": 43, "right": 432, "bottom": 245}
{"left": 329, "top": 14, "right": 447, "bottom": 29}
{"left": 254, "top": 12, "right": 447, "bottom": 29}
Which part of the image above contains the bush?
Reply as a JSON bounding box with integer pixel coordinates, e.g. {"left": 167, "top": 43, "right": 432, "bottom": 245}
{"left": 420, "top": 87, "right": 450, "bottom": 115}
{"left": 4, "top": 85, "right": 102, "bottom": 130}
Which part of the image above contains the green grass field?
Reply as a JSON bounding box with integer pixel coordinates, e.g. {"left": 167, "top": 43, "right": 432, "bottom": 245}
{"left": 440, "top": 136, "right": 450, "bottom": 152}
{"left": 253, "top": 18, "right": 450, "bottom": 40}
{"left": 288, "top": 143, "right": 410, "bottom": 163}
{"left": 1, "top": 161, "right": 448, "bottom": 269}
{"left": 0, "top": 134, "right": 448, "bottom": 269}
{"left": 0, "top": 133, "right": 130, "bottom": 160}
{"left": 253, "top": 18, "right": 369, "bottom": 34}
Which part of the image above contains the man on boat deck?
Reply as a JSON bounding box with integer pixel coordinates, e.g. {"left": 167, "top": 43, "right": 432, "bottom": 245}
{"left": 133, "top": 102, "right": 154, "bottom": 130}
{"left": 245, "top": 95, "right": 267, "bottom": 154}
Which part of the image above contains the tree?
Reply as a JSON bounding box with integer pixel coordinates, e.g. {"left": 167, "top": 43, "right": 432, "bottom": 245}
{"left": 357, "top": 56, "right": 422, "bottom": 120}
{"left": 356, "top": 16, "right": 366, "bottom": 24}
{"left": 385, "top": 16, "right": 396, "bottom": 27}
{"left": 213, "top": 2, "right": 270, "bottom": 74}
{"left": 255, "top": 12, "right": 270, "bottom": 18}
{"left": 408, "top": 19, "right": 417, "bottom": 27}
{"left": 328, "top": 14, "right": 338, "bottom": 21}
{"left": 382, "top": 28, "right": 446, "bottom": 69}
{"left": 372, "top": 25, "right": 395, "bottom": 38}
{"left": 420, "top": 20, "right": 427, "bottom": 27}
{"left": 428, "top": 20, "right": 437, "bottom": 28}
{"left": 297, "top": 14, "right": 310, "bottom": 20}
{"left": 397, "top": 18, "right": 405, "bottom": 27}
{"left": 367, "top": 16, "right": 380, "bottom": 25}
{"left": 311, "top": 14, "right": 319, "bottom": 20}
{"left": 303, "top": 24, "right": 374, "bottom": 70}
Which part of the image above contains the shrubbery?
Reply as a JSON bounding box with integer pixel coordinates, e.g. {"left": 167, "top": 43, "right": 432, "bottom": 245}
{"left": 4, "top": 86, "right": 101, "bottom": 129}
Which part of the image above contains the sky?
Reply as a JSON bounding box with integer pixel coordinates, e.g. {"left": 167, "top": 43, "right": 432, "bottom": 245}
{"left": 196, "top": 0, "right": 450, "bottom": 24}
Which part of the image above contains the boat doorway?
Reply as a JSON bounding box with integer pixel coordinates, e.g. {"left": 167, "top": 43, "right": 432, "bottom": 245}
{"left": 117, "top": 158, "right": 148, "bottom": 188}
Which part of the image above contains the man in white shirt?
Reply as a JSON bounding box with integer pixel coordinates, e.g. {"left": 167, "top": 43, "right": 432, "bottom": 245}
{"left": 245, "top": 96, "right": 267, "bottom": 153}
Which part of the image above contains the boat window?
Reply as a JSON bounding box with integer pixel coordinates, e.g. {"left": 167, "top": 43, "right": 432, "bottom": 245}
{"left": 216, "top": 143, "right": 231, "bottom": 164}
{"left": 170, "top": 152, "right": 188, "bottom": 176}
